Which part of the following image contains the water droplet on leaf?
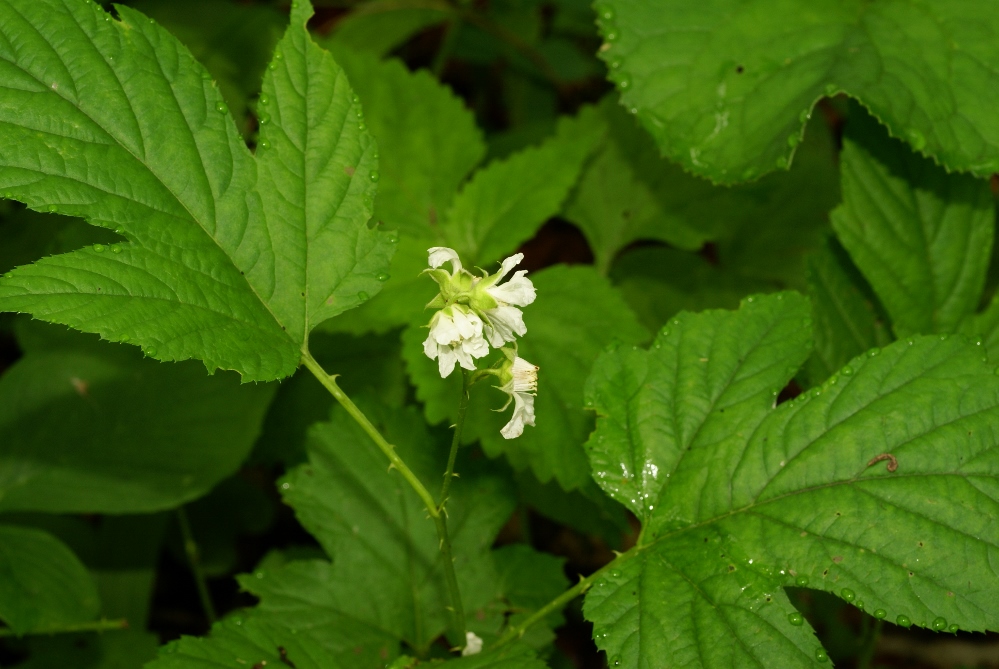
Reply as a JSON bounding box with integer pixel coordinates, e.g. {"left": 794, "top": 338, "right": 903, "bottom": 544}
{"left": 605, "top": 29, "right": 619, "bottom": 41}
{"left": 867, "top": 348, "right": 880, "bottom": 357}
{"left": 259, "top": 94, "right": 268, "bottom": 105}
{"left": 146, "top": 347, "right": 157, "bottom": 357}
{"left": 258, "top": 113, "right": 270, "bottom": 125}
{"left": 787, "top": 134, "right": 800, "bottom": 148}
{"left": 48, "top": 204, "right": 58, "bottom": 213}
{"left": 357, "top": 291, "right": 369, "bottom": 301}
{"left": 93, "top": 243, "right": 105, "bottom": 252}
{"left": 842, "top": 365, "right": 853, "bottom": 376}
{"left": 795, "top": 575, "right": 809, "bottom": 587}
{"left": 907, "top": 128, "right": 926, "bottom": 151}
{"left": 947, "top": 624, "right": 958, "bottom": 633}
{"left": 216, "top": 103, "right": 228, "bottom": 114}
{"left": 787, "top": 612, "right": 804, "bottom": 626}
{"left": 856, "top": 601, "right": 865, "bottom": 611}
{"left": 896, "top": 614, "right": 912, "bottom": 628}
{"left": 376, "top": 272, "right": 389, "bottom": 281}
{"left": 932, "top": 616, "right": 947, "bottom": 631}
{"left": 609, "top": 655, "right": 622, "bottom": 667}
{"left": 369, "top": 170, "right": 380, "bottom": 182}
{"left": 873, "top": 608, "right": 887, "bottom": 620}
{"left": 815, "top": 649, "right": 828, "bottom": 663}
{"left": 609, "top": 569, "right": 622, "bottom": 578}
{"left": 111, "top": 244, "right": 122, "bottom": 254}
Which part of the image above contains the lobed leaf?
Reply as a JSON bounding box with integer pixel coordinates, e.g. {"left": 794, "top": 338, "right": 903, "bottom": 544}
{"left": 0, "top": 0, "right": 393, "bottom": 380}
{"left": 595, "top": 0, "right": 999, "bottom": 183}
{"left": 584, "top": 293, "right": 999, "bottom": 667}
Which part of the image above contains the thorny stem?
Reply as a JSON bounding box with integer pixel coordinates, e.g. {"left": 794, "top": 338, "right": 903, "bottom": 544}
{"left": 177, "top": 506, "right": 217, "bottom": 624}
{"left": 301, "top": 351, "right": 467, "bottom": 647}
{"left": 0, "top": 618, "right": 128, "bottom": 638}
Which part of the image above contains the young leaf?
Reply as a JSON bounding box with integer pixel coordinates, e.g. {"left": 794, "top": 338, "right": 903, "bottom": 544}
{"left": 584, "top": 293, "right": 999, "bottom": 667}
{"left": 404, "top": 265, "right": 648, "bottom": 490}
{"left": 595, "top": 0, "right": 999, "bottom": 183}
{"left": 0, "top": 525, "right": 99, "bottom": 636}
{"left": 0, "top": 0, "right": 392, "bottom": 380}
{"left": 0, "top": 333, "right": 274, "bottom": 513}
{"left": 831, "top": 111, "right": 995, "bottom": 337}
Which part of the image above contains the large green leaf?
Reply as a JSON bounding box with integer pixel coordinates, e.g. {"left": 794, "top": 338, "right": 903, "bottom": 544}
{"left": 0, "top": 525, "right": 99, "bottom": 635}
{"left": 241, "top": 402, "right": 565, "bottom": 663}
{"left": 405, "top": 265, "right": 648, "bottom": 490}
{"left": 0, "top": 330, "right": 274, "bottom": 513}
{"left": 583, "top": 293, "right": 999, "bottom": 668}
{"left": 0, "top": 0, "right": 392, "bottom": 380}
{"left": 831, "top": 112, "right": 995, "bottom": 337}
{"left": 330, "top": 2, "right": 451, "bottom": 57}
{"left": 596, "top": 0, "right": 999, "bottom": 183}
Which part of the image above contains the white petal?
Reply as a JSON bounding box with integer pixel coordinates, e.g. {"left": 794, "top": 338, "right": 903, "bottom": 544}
{"left": 462, "top": 334, "right": 490, "bottom": 359}
{"left": 486, "top": 305, "right": 526, "bottom": 343}
{"left": 437, "top": 347, "right": 458, "bottom": 378}
{"left": 501, "top": 391, "right": 535, "bottom": 439}
{"left": 494, "top": 253, "right": 524, "bottom": 281}
{"left": 488, "top": 271, "right": 536, "bottom": 307}
{"left": 423, "top": 333, "right": 438, "bottom": 359}
{"left": 451, "top": 307, "right": 481, "bottom": 340}
{"left": 483, "top": 324, "right": 506, "bottom": 348}
{"left": 511, "top": 357, "right": 539, "bottom": 392}
{"left": 454, "top": 345, "right": 477, "bottom": 371}
{"left": 431, "top": 312, "right": 460, "bottom": 345}
{"left": 428, "top": 247, "right": 462, "bottom": 273}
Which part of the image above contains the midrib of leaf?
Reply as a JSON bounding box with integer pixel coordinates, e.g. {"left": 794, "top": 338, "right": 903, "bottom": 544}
{"left": 3, "top": 3, "right": 291, "bottom": 344}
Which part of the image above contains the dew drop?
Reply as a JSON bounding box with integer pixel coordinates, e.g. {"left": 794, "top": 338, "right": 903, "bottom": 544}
{"left": 787, "top": 612, "right": 804, "bottom": 626}
{"left": 609, "top": 569, "right": 622, "bottom": 578}
{"left": 742, "top": 167, "right": 756, "bottom": 180}
{"left": 609, "top": 59, "right": 622, "bottom": 70}
{"left": 840, "top": 588, "right": 855, "bottom": 602}
{"left": 815, "top": 649, "right": 828, "bottom": 663}
{"left": 146, "top": 347, "right": 157, "bottom": 357}
{"left": 948, "top": 624, "right": 958, "bottom": 633}
{"left": 596, "top": 3, "right": 614, "bottom": 20}
{"left": 358, "top": 122, "right": 367, "bottom": 131}
{"left": 259, "top": 94, "right": 269, "bottom": 105}
{"left": 867, "top": 348, "right": 880, "bottom": 357}
{"left": 112, "top": 244, "right": 122, "bottom": 254}
{"left": 114, "top": 227, "right": 125, "bottom": 235}
{"left": 896, "top": 614, "right": 912, "bottom": 628}
{"left": 258, "top": 113, "right": 270, "bottom": 125}
{"left": 274, "top": 52, "right": 283, "bottom": 61}
{"left": 258, "top": 139, "right": 270, "bottom": 150}
{"left": 376, "top": 272, "right": 390, "bottom": 282}
{"left": 842, "top": 365, "right": 853, "bottom": 376}
{"left": 775, "top": 156, "right": 789, "bottom": 169}
{"left": 932, "top": 616, "right": 947, "bottom": 631}
{"left": 120, "top": 335, "right": 130, "bottom": 343}
{"left": 216, "top": 102, "right": 228, "bottom": 114}
{"left": 357, "top": 291, "right": 369, "bottom": 301}
{"left": 787, "top": 134, "right": 800, "bottom": 148}
{"left": 662, "top": 329, "right": 670, "bottom": 336}
{"left": 93, "top": 243, "right": 105, "bottom": 253}
{"left": 795, "top": 575, "right": 809, "bottom": 587}
{"left": 605, "top": 29, "right": 619, "bottom": 42}
{"left": 873, "top": 608, "right": 887, "bottom": 620}
{"left": 798, "top": 109, "right": 811, "bottom": 123}
{"left": 616, "top": 74, "right": 632, "bottom": 90}
{"left": 268, "top": 61, "right": 278, "bottom": 71}
{"left": 386, "top": 233, "right": 398, "bottom": 243}
{"left": 352, "top": 94, "right": 360, "bottom": 104}
{"left": 824, "top": 83, "right": 837, "bottom": 95}
{"left": 609, "top": 655, "right": 622, "bottom": 667}
{"left": 369, "top": 170, "right": 380, "bottom": 182}
{"left": 48, "top": 204, "right": 58, "bottom": 213}
{"left": 856, "top": 601, "right": 865, "bottom": 611}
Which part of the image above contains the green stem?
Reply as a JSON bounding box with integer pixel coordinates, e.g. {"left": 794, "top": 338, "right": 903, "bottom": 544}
{"left": 439, "top": 369, "right": 469, "bottom": 510}
{"left": 301, "top": 351, "right": 467, "bottom": 646}
{"left": 493, "top": 552, "right": 629, "bottom": 648}
{"left": 857, "top": 618, "right": 883, "bottom": 669}
{"left": 0, "top": 618, "right": 128, "bottom": 638}
{"left": 177, "top": 506, "right": 217, "bottom": 624}
{"left": 431, "top": 17, "right": 462, "bottom": 77}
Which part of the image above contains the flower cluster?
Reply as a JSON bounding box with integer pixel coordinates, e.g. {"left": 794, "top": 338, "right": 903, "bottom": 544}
{"left": 422, "top": 247, "right": 536, "bottom": 377}
{"left": 421, "top": 247, "right": 539, "bottom": 439}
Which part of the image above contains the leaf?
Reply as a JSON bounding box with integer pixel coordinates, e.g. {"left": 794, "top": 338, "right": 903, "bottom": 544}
{"left": 318, "top": 49, "right": 486, "bottom": 334}
{"left": 596, "top": 0, "right": 999, "bottom": 182}
{"left": 404, "top": 265, "right": 648, "bottom": 490}
{"left": 17, "top": 631, "right": 159, "bottom": 669}
{"left": 444, "top": 106, "right": 602, "bottom": 266}
{"left": 0, "top": 0, "right": 393, "bottom": 381}
{"left": 583, "top": 293, "right": 999, "bottom": 668}
{"left": 0, "top": 525, "right": 99, "bottom": 635}
{"left": 146, "top": 617, "right": 346, "bottom": 669}
{"left": 803, "top": 239, "right": 891, "bottom": 385}
{"left": 0, "top": 331, "right": 274, "bottom": 513}
{"left": 242, "top": 402, "right": 516, "bottom": 659}
{"left": 0, "top": 208, "right": 118, "bottom": 276}
{"left": 831, "top": 110, "right": 995, "bottom": 337}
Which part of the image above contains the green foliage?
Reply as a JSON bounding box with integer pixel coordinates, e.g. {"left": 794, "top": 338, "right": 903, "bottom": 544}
{"left": 596, "top": 0, "right": 999, "bottom": 183}
{"left": 0, "top": 525, "right": 99, "bottom": 635}
{"left": 584, "top": 293, "right": 999, "bottom": 667}
{"left": 0, "top": 0, "right": 392, "bottom": 381}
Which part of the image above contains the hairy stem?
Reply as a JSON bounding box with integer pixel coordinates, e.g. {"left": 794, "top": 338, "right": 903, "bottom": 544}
{"left": 301, "top": 351, "right": 468, "bottom": 647}
{"left": 0, "top": 618, "right": 128, "bottom": 638}
{"left": 439, "top": 369, "right": 469, "bottom": 510}
{"left": 177, "top": 506, "right": 217, "bottom": 624}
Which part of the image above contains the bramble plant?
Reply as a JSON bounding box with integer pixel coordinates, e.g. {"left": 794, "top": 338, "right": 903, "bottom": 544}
{"left": 0, "top": 0, "right": 998, "bottom": 668}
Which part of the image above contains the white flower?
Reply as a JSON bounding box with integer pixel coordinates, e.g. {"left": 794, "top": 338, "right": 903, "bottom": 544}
{"left": 428, "top": 246, "right": 462, "bottom": 274}
{"left": 423, "top": 305, "right": 489, "bottom": 377}
{"left": 461, "top": 631, "right": 483, "bottom": 657}
{"left": 477, "top": 253, "right": 536, "bottom": 347}
{"left": 498, "top": 355, "right": 538, "bottom": 439}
